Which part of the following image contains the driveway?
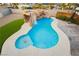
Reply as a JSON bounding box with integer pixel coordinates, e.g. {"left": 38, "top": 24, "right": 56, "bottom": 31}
{"left": 0, "top": 14, "right": 23, "bottom": 27}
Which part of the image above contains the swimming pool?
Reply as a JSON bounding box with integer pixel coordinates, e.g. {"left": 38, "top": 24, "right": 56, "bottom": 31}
{"left": 15, "top": 17, "right": 59, "bottom": 49}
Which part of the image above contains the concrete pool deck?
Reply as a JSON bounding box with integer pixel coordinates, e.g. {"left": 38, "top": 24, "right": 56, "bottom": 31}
{"left": 57, "top": 20, "right": 79, "bottom": 56}
{"left": 1, "top": 17, "right": 71, "bottom": 56}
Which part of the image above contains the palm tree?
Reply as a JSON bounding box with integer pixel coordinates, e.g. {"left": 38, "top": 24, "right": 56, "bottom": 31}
{"left": 60, "top": 3, "right": 67, "bottom": 10}
{"left": 11, "top": 3, "right": 19, "bottom": 9}
{"left": 67, "top": 3, "right": 74, "bottom": 9}
{"left": 32, "top": 4, "right": 42, "bottom": 9}
{"left": 60, "top": 3, "right": 74, "bottom": 10}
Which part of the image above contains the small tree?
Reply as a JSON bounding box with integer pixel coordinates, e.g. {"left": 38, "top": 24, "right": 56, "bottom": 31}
{"left": 11, "top": 3, "right": 19, "bottom": 9}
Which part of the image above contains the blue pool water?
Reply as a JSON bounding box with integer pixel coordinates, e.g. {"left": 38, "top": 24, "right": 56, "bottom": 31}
{"left": 15, "top": 17, "right": 59, "bottom": 49}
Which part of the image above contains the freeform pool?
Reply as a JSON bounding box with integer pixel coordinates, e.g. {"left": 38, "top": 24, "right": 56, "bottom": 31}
{"left": 15, "top": 17, "right": 59, "bottom": 49}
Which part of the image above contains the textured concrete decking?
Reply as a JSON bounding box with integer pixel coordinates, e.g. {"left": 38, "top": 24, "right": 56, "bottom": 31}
{"left": 57, "top": 19, "right": 79, "bottom": 56}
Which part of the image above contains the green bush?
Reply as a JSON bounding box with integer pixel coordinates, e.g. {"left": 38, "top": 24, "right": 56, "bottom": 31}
{"left": 56, "top": 16, "right": 68, "bottom": 21}
{"left": 56, "top": 16, "right": 79, "bottom": 25}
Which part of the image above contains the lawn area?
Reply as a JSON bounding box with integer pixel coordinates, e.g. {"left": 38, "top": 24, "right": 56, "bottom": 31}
{"left": 0, "top": 19, "right": 24, "bottom": 53}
